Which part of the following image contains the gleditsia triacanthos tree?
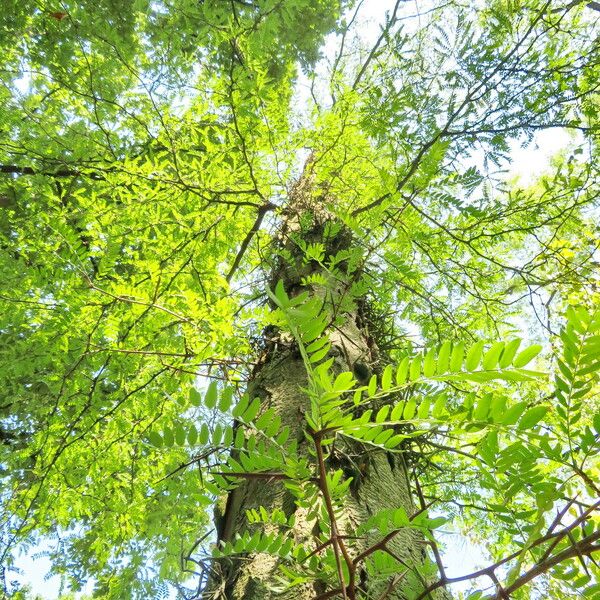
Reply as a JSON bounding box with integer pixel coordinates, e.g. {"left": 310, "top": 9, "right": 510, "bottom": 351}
{"left": 0, "top": 1, "right": 599, "bottom": 599}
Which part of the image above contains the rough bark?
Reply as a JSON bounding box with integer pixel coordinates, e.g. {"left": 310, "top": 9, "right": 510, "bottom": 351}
{"left": 206, "top": 167, "right": 437, "bottom": 599}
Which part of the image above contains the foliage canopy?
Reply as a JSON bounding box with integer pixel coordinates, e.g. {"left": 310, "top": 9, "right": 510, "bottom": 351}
{"left": 0, "top": 0, "right": 599, "bottom": 598}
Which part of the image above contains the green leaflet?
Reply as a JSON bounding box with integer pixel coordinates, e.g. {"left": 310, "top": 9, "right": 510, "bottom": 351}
{"left": 189, "top": 388, "right": 202, "bottom": 407}
{"left": 466, "top": 341, "right": 485, "bottom": 371}
{"left": 450, "top": 342, "right": 465, "bottom": 372}
{"left": 499, "top": 339, "right": 521, "bottom": 368}
{"left": 147, "top": 431, "right": 163, "bottom": 447}
{"left": 513, "top": 344, "right": 543, "bottom": 368}
{"left": 518, "top": 406, "right": 548, "bottom": 430}
{"left": 204, "top": 381, "right": 219, "bottom": 409}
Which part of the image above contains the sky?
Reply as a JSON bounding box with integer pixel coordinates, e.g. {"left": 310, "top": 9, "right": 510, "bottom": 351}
{"left": 8, "top": 0, "right": 581, "bottom": 598}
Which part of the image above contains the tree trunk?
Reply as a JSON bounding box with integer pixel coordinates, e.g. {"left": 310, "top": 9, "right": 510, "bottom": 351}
{"left": 207, "top": 167, "right": 435, "bottom": 599}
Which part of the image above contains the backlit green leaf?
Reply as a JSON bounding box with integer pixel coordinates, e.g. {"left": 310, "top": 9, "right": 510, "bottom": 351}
{"left": 513, "top": 344, "right": 543, "bottom": 368}
{"left": 147, "top": 431, "right": 163, "bottom": 447}
{"left": 466, "top": 341, "right": 484, "bottom": 371}
{"left": 204, "top": 381, "right": 219, "bottom": 409}
{"left": 518, "top": 406, "right": 548, "bottom": 430}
